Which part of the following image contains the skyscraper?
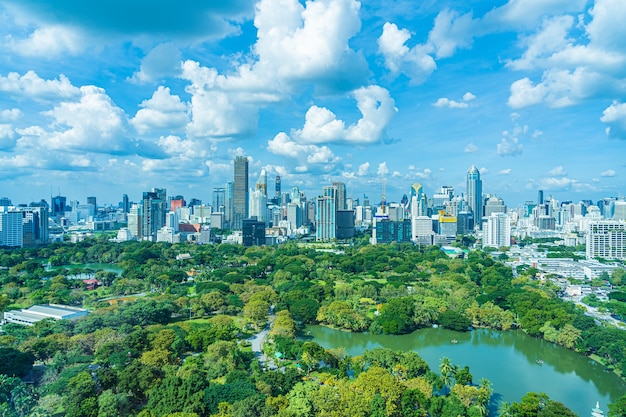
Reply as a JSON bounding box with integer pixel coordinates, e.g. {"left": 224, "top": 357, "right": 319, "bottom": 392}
{"left": 122, "top": 194, "right": 130, "bottom": 213}
{"left": 316, "top": 185, "right": 337, "bottom": 241}
{"left": 484, "top": 212, "right": 511, "bottom": 249}
{"left": 333, "top": 181, "right": 346, "bottom": 210}
{"left": 212, "top": 187, "right": 225, "bottom": 213}
{"left": 466, "top": 165, "right": 483, "bottom": 229}
{"left": 275, "top": 175, "right": 281, "bottom": 203}
{"left": 225, "top": 182, "right": 234, "bottom": 228}
{"left": 233, "top": 156, "right": 249, "bottom": 230}
{"left": 142, "top": 188, "right": 166, "bottom": 241}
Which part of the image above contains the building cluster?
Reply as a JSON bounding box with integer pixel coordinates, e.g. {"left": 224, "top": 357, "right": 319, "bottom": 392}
{"left": 0, "top": 160, "right": 625, "bottom": 260}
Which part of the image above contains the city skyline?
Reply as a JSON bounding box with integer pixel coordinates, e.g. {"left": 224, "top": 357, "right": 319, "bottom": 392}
{"left": 0, "top": 0, "right": 625, "bottom": 206}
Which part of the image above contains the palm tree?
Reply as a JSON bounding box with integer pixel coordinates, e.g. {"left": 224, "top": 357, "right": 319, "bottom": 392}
{"left": 498, "top": 401, "right": 513, "bottom": 417}
{"left": 439, "top": 357, "right": 454, "bottom": 393}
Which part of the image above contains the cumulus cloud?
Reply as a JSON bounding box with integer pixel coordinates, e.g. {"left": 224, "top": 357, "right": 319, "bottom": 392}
{"left": 0, "top": 71, "right": 80, "bottom": 100}
{"left": 293, "top": 85, "right": 397, "bottom": 144}
{"left": 130, "top": 43, "right": 182, "bottom": 84}
{"left": 464, "top": 143, "right": 478, "bottom": 153}
{"left": 499, "top": 168, "right": 512, "bottom": 175}
{"left": 548, "top": 166, "right": 568, "bottom": 176}
{"left": 497, "top": 137, "right": 523, "bottom": 156}
{"left": 267, "top": 132, "right": 340, "bottom": 167}
{"left": 6, "top": 25, "right": 85, "bottom": 57}
{"left": 428, "top": 9, "right": 477, "bottom": 59}
{"left": 600, "top": 169, "right": 616, "bottom": 177}
{"left": 157, "top": 135, "right": 211, "bottom": 159}
{"left": 433, "top": 91, "right": 476, "bottom": 108}
{"left": 131, "top": 86, "right": 189, "bottom": 135}
{"left": 377, "top": 162, "right": 389, "bottom": 176}
{"left": 0, "top": 108, "right": 22, "bottom": 121}
{"left": 357, "top": 162, "right": 370, "bottom": 176}
{"left": 539, "top": 176, "right": 574, "bottom": 191}
{"left": 601, "top": 101, "right": 626, "bottom": 139}
{"left": 377, "top": 22, "right": 436, "bottom": 84}
{"left": 37, "top": 85, "right": 132, "bottom": 154}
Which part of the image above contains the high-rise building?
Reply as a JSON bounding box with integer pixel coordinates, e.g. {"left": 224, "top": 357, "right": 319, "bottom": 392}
{"left": 410, "top": 183, "right": 428, "bottom": 217}
{"left": 484, "top": 196, "right": 506, "bottom": 218}
{"left": 127, "top": 204, "right": 142, "bottom": 239}
{"left": 466, "top": 165, "right": 483, "bottom": 229}
{"left": 333, "top": 182, "right": 346, "bottom": 210}
{"left": 87, "top": 196, "right": 97, "bottom": 210}
{"left": 225, "top": 182, "right": 234, "bottom": 228}
{"left": 538, "top": 190, "right": 544, "bottom": 205}
{"left": 614, "top": 201, "right": 626, "bottom": 221}
{"left": 0, "top": 210, "right": 23, "bottom": 247}
{"left": 213, "top": 188, "right": 225, "bottom": 213}
{"left": 170, "top": 195, "right": 186, "bottom": 212}
{"left": 316, "top": 186, "right": 337, "bottom": 241}
{"left": 51, "top": 195, "right": 66, "bottom": 217}
{"left": 274, "top": 176, "right": 281, "bottom": 203}
{"left": 142, "top": 188, "right": 166, "bottom": 241}
{"left": 586, "top": 221, "right": 626, "bottom": 260}
{"left": 0, "top": 197, "right": 12, "bottom": 207}
{"left": 122, "top": 194, "right": 130, "bottom": 213}
{"left": 19, "top": 206, "right": 49, "bottom": 246}
{"left": 249, "top": 189, "right": 268, "bottom": 222}
{"left": 484, "top": 212, "right": 511, "bottom": 249}
{"left": 233, "top": 156, "right": 249, "bottom": 230}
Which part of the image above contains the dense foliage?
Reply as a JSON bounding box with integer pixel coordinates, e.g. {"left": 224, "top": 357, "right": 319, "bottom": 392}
{"left": 0, "top": 237, "right": 624, "bottom": 416}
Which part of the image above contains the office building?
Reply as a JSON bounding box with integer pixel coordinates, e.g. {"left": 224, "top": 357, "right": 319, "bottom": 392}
{"left": 256, "top": 169, "right": 267, "bottom": 196}
{"left": 122, "top": 194, "right": 130, "bottom": 213}
{"left": 213, "top": 187, "right": 225, "bottom": 214}
{"left": 336, "top": 209, "right": 355, "bottom": 239}
{"left": 233, "top": 156, "right": 249, "bottom": 230}
{"left": 51, "top": 195, "right": 66, "bottom": 217}
{"left": 316, "top": 185, "right": 337, "bottom": 241}
{"left": 614, "top": 201, "right": 626, "bottom": 221}
{"left": 127, "top": 204, "right": 142, "bottom": 239}
{"left": 333, "top": 182, "right": 346, "bottom": 210}
{"left": 242, "top": 217, "right": 265, "bottom": 246}
{"left": 142, "top": 188, "right": 167, "bottom": 241}
{"left": 467, "top": 165, "right": 483, "bottom": 229}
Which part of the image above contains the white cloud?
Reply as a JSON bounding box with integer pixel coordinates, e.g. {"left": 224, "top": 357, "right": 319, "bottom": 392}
{"left": 130, "top": 43, "right": 182, "bottom": 84}
{"left": 433, "top": 92, "right": 476, "bottom": 109}
{"left": 294, "top": 85, "right": 397, "bottom": 144}
{"left": 377, "top": 22, "right": 436, "bottom": 84}
{"left": 600, "top": 169, "right": 616, "bottom": 177}
{"left": 548, "top": 165, "right": 567, "bottom": 176}
{"left": 39, "top": 85, "right": 131, "bottom": 153}
{"left": 414, "top": 168, "right": 432, "bottom": 179}
{"left": 0, "top": 71, "right": 80, "bottom": 100}
{"left": 506, "top": 15, "right": 574, "bottom": 71}
{"left": 377, "top": 162, "right": 389, "bottom": 176}
{"left": 540, "top": 176, "right": 574, "bottom": 191}
{"left": 499, "top": 168, "right": 512, "bottom": 175}
{"left": 358, "top": 162, "right": 370, "bottom": 176}
{"left": 0, "top": 124, "right": 14, "bottom": 142}
{"left": 601, "top": 101, "right": 626, "bottom": 139}
{"left": 131, "top": 86, "right": 189, "bottom": 135}
{"left": 428, "top": 9, "right": 476, "bottom": 59}
{"left": 157, "top": 135, "right": 211, "bottom": 159}
{"left": 464, "top": 143, "right": 478, "bottom": 153}
{"left": 6, "top": 25, "right": 85, "bottom": 57}
{"left": 0, "top": 108, "right": 22, "bottom": 122}
{"left": 497, "top": 137, "right": 523, "bottom": 156}
{"left": 267, "top": 132, "right": 340, "bottom": 166}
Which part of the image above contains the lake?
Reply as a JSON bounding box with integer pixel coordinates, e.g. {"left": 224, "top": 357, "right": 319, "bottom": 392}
{"left": 305, "top": 325, "right": 626, "bottom": 416}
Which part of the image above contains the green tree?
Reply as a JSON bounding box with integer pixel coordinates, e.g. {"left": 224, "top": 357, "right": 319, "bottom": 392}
{"left": 62, "top": 371, "right": 98, "bottom": 417}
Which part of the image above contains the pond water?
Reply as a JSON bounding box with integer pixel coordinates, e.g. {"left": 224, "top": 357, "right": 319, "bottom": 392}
{"left": 305, "top": 325, "right": 626, "bottom": 416}
{"left": 46, "top": 263, "right": 122, "bottom": 275}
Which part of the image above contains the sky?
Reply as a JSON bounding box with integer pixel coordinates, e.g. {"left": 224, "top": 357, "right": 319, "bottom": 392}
{"left": 0, "top": 0, "right": 625, "bottom": 208}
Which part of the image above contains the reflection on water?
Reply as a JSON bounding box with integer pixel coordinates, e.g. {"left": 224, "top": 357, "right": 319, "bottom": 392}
{"left": 305, "top": 325, "right": 626, "bottom": 417}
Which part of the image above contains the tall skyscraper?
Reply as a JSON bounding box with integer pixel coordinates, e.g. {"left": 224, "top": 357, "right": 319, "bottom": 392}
{"left": 333, "top": 182, "right": 346, "bottom": 210}
{"left": 87, "top": 196, "right": 97, "bottom": 210}
{"left": 213, "top": 187, "right": 225, "bottom": 213}
{"left": 51, "top": 195, "right": 66, "bottom": 217}
{"left": 466, "top": 165, "right": 483, "bottom": 229}
{"left": 0, "top": 210, "right": 23, "bottom": 247}
{"left": 225, "top": 182, "right": 234, "bottom": 228}
{"left": 410, "top": 182, "right": 428, "bottom": 217}
{"left": 142, "top": 188, "right": 166, "bottom": 241}
{"left": 233, "top": 156, "right": 249, "bottom": 230}
{"left": 122, "top": 194, "right": 130, "bottom": 213}
{"left": 275, "top": 176, "right": 281, "bottom": 203}
{"left": 316, "top": 185, "right": 337, "bottom": 241}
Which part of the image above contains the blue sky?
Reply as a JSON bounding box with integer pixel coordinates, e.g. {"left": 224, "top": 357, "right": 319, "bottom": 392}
{"left": 0, "top": 0, "right": 625, "bottom": 207}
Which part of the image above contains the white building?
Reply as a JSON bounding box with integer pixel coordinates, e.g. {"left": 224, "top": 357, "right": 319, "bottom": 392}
{"left": 586, "top": 220, "right": 626, "bottom": 260}
{"left": 484, "top": 212, "right": 511, "bottom": 249}
{"left": 3, "top": 304, "right": 88, "bottom": 326}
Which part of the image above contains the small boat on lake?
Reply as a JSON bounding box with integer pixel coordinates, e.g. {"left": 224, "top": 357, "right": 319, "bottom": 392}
{"left": 451, "top": 339, "right": 458, "bottom": 344}
{"left": 536, "top": 359, "right": 544, "bottom": 364}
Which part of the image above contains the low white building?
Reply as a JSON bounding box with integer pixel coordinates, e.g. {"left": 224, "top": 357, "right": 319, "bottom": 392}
{"left": 3, "top": 304, "right": 88, "bottom": 326}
